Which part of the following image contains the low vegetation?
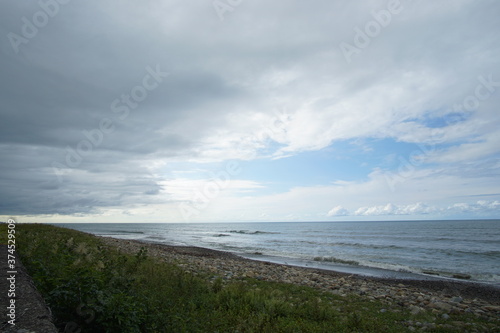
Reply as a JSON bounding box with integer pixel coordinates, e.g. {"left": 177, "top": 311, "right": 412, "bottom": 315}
{"left": 1, "top": 223, "right": 490, "bottom": 332}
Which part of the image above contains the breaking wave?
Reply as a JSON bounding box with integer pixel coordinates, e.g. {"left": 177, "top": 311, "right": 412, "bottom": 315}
{"left": 227, "top": 230, "right": 280, "bottom": 235}
{"left": 313, "top": 256, "right": 360, "bottom": 266}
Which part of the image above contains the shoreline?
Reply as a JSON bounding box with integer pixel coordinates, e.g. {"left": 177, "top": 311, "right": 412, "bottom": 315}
{"left": 58, "top": 221, "right": 500, "bottom": 288}
{"left": 100, "top": 234, "right": 500, "bottom": 292}
{"left": 99, "top": 235, "right": 500, "bottom": 315}
{"left": 237, "top": 252, "right": 495, "bottom": 285}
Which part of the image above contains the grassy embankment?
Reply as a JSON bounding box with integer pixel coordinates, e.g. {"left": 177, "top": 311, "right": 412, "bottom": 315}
{"left": 0, "top": 223, "right": 488, "bottom": 332}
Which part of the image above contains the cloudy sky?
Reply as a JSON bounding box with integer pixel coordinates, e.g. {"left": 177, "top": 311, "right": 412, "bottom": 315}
{"left": 1, "top": 0, "right": 499, "bottom": 223}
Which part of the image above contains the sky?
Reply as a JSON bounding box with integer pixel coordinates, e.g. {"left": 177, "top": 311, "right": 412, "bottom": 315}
{"left": 1, "top": 0, "right": 499, "bottom": 223}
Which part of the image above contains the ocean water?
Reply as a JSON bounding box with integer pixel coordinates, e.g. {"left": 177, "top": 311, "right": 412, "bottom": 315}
{"left": 58, "top": 220, "right": 500, "bottom": 286}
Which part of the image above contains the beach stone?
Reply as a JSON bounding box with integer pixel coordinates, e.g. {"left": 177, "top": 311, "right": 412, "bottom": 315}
{"left": 450, "top": 296, "right": 463, "bottom": 303}
{"left": 433, "top": 302, "right": 453, "bottom": 312}
{"left": 410, "top": 306, "right": 422, "bottom": 315}
{"left": 483, "top": 305, "right": 500, "bottom": 312}
{"left": 439, "top": 324, "right": 455, "bottom": 330}
{"left": 423, "top": 322, "right": 436, "bottom": 330}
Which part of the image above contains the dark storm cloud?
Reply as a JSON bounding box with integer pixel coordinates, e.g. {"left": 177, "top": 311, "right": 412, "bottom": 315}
{"left": 0, "top": 0, "right": 246, "bottom": 215}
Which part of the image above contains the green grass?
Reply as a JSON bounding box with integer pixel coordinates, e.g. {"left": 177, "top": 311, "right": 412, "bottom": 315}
{"left": 0, "top": 223, "right": 494, "bottom": 332}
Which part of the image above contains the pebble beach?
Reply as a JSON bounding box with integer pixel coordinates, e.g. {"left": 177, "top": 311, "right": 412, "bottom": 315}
{"left": 100, "top": 236, "right": 500, "bottom": 331}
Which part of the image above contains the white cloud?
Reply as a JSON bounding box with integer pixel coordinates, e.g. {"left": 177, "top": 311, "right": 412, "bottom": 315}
{"left": 333, "top": 200, "right": 499, "bottom": 218}
{"left": 327, "top": 205, "right": 349, "bottom": 217}
{"left": 425, "top": 131, "right": 500, "bottom": 164}
{"left": 354, "top": 202, "right": 436, "bottom": 216}
{"left": 448, "top": 200, "right": 500, "bottom": 214}
{"left": 170, "top": 166, "right": 499, "bottom": 222}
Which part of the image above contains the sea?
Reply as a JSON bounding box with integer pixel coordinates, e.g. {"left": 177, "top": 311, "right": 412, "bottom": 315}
{"left": 58, "top": 220, "right": 500, "bottom": 287}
